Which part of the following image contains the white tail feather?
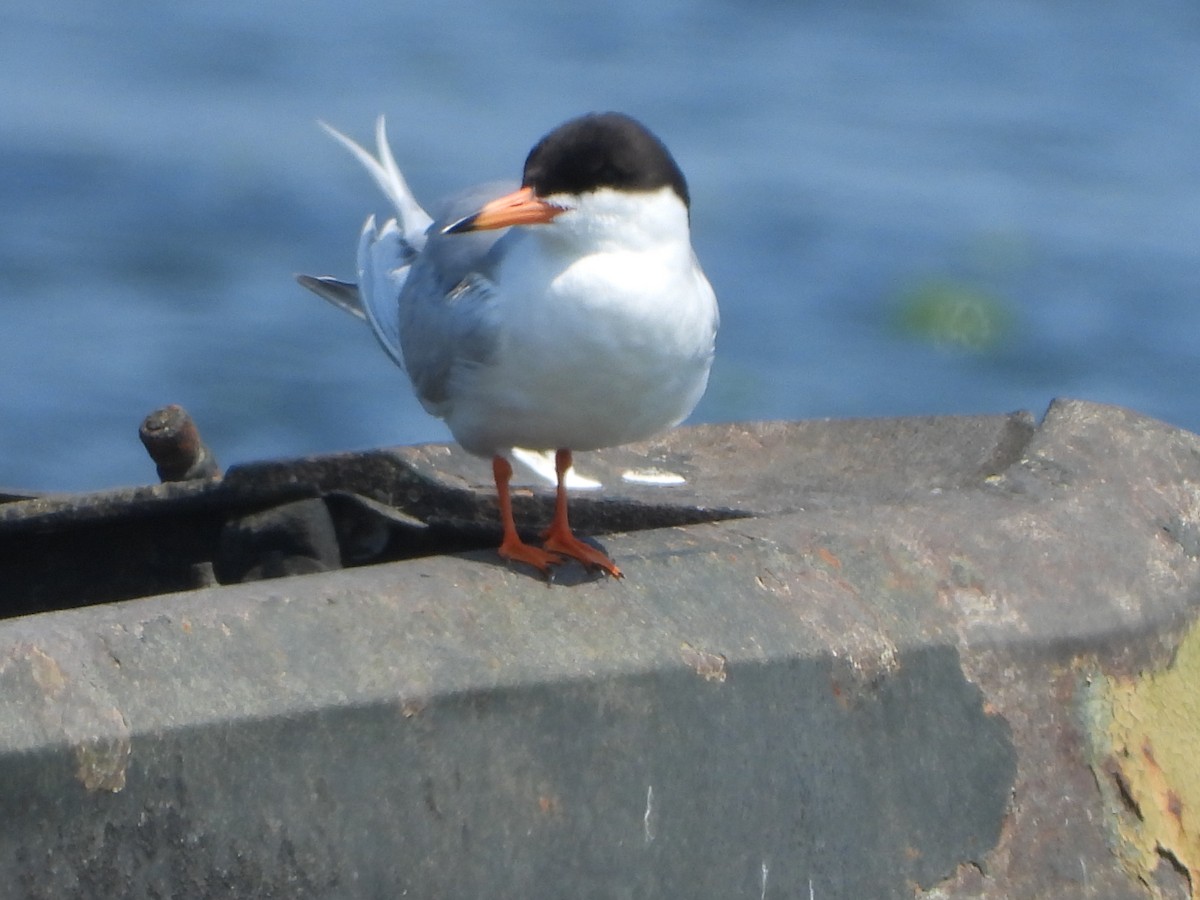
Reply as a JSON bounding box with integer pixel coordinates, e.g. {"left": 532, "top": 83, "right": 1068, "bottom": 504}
{"left": 319, "top": 117, "right": 433, "bottom": 244}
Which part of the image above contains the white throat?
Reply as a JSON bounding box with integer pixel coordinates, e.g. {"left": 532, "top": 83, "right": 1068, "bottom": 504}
{"left": 537, "top": 185, "right": 692, "bottom": 255}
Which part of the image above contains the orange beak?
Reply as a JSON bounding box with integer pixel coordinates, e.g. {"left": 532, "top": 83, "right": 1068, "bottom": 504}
{"left": 442, "top": 186, "right": 566, "bottom": 234}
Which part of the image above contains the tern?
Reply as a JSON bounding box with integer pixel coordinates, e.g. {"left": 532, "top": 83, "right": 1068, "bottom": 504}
{"left": 298, "top": 112, "right": 718, "bottom": 578}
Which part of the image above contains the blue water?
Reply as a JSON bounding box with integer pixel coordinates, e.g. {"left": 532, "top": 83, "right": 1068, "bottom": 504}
{"left": 1, "top": 1, "right": 1197, "bottom": 491}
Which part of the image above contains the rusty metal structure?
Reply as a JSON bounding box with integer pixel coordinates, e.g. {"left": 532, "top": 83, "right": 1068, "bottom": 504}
{"left": 1, "top": 399, "right": 1198, "bottom": 898}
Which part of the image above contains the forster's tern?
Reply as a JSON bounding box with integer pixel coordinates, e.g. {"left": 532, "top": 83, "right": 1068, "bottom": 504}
{"left": 298, "top": 112, "right": 718, "bottom": 578}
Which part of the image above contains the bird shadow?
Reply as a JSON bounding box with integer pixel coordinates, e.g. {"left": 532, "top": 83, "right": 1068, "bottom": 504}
{"left": 455, "top": 541, "right": 619, "bottom": 586}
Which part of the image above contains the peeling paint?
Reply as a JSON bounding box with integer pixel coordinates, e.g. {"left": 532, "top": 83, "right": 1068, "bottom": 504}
{"left": 76, "top": 725, "right": 132, "bottom": 793}
{"left": 1090, "top": 617, "right": 1200, "bottom": 896}
{"left": 643, "top": 784, "right": 655, "bottom": 843}
{"left": 27, "top": 646, "right": 67, "bottom": 698}
{"left": 679, "top": 643, "right": 727, "bottom": 682}
{"left": 4, "top": 645, "right": 133, "bottom": 794}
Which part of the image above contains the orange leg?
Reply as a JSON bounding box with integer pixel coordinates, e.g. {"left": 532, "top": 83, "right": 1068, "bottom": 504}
{"left": 493, "top": 455, "right": 564, "bottom": 576}
{"left": 541, "top": 449, "right": 623, "bottom": 578}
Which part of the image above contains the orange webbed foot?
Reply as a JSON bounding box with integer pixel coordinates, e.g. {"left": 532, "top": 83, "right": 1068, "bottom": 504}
{"left": 542, "top": 525, "right": 623, "bottom": 579}
{"left": 539, "top": 448, "right": 623, "bottom": 578}
{"left": 497, "top": 533, "right": 566, "bottom": 578}
{"left": 492, "top": 449, "right": 623, "bottom": 580}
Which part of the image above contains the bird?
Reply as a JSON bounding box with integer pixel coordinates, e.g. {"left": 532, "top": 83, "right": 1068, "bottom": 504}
{"left": 298, "top": 112, "right": 718, "bottom": 578}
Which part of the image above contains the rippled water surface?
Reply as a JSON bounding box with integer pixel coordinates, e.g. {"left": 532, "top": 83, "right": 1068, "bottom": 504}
{"left": 1, "top": 1, "right": 1197, "bottom": 490}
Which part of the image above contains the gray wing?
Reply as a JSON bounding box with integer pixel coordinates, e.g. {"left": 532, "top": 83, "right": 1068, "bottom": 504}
{"left": 354, "top": 214, "right": 412, "bottom": 369}
{"left": 298, "top": 183, "right": 517, "bottom": 383}
{"left": 298, "top": 117, "right": 434, "bottom": 369}
{"left": 398, "top": 182, "right": 521, "bottom": 414}
{"left": 297, "top": 113, "right": 521, "bottom": 417}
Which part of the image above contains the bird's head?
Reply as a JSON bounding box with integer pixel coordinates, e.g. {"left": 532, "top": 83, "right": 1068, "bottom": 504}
{"left": 441, "top": 112, "right": 690, "bottom": 241}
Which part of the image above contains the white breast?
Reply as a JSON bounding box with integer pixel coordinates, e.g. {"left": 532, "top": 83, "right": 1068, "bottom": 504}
{"left": 443, "top": 187, "right": 718, "bottom": 456}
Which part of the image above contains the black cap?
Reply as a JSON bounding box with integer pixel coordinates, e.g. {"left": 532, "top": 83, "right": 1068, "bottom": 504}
{"left": 521, "top": 112, "right": 689, "bottom": 208}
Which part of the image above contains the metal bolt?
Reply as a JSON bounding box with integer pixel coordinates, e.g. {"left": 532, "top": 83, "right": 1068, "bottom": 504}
{"left": 139, "top": 405, "right": 221, "bottom": 482}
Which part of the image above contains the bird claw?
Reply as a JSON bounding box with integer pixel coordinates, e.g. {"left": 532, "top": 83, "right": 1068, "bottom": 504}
{"left": 498, "top": 533, "right": 622, "bottom": 580}
{"left": 497, "top": 537, "right": 567, "bottom": 578}
{"left": 542, "top": 531, "right": 623, "bottom": 579}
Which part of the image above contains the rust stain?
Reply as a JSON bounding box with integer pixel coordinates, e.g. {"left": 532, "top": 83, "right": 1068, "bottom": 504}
{"left": 816, "top": 547, "right": 842, "bottom": 570}
{"left": 830, "top": 678, "right": 843, "bottom": 704}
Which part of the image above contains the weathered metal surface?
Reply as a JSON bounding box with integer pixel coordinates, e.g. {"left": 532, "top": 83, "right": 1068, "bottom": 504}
{"left": 1, "top": 399, "right": 1199, "bottom": 897}
{"left": 138, "top": 404, "right": 221, "bottom": 482}
{"left": 0, "top": 409, "right": 1031, "bottom": 616}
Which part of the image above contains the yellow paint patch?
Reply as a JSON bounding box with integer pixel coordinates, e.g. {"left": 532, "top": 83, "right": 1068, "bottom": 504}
{"left": 1096, "top": 619, "right": 1200, "bottom": 895}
